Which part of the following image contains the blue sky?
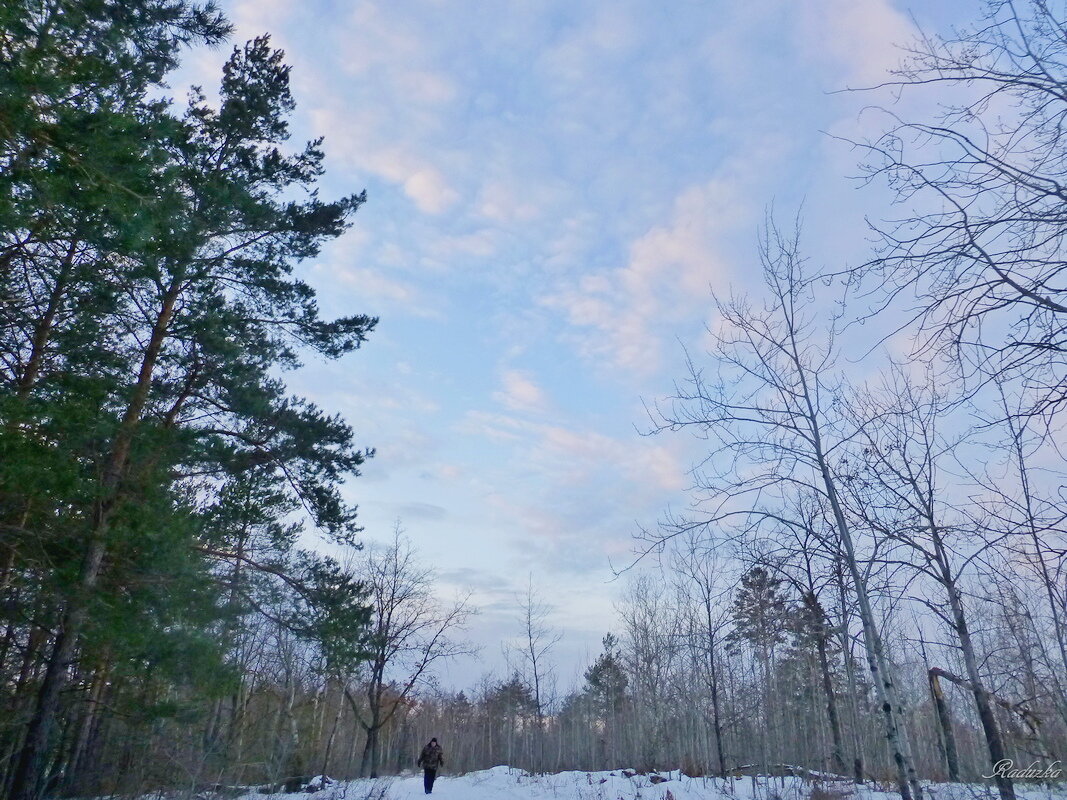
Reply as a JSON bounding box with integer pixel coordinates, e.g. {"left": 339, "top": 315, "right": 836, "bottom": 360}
{"left": 188, "top": 0, "right": 977, "bottom": 688}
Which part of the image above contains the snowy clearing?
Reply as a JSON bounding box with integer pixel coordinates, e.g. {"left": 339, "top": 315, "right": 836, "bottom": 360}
{"left": 232, "top": 768, "right": 1067, "bottom": 800}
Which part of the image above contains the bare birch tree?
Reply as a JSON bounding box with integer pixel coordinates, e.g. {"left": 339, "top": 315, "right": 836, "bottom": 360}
{"left": 845, "top": 370, "right": 1017, "bottom": 800}
{"left": 853, "top": 0, "right": 1067, "bottom": 424}
{"left": 647, "top": 220, "right": 923, "bottom": 800}
{"left": 982, "top": 387, "right": 1067, "bottom": 726}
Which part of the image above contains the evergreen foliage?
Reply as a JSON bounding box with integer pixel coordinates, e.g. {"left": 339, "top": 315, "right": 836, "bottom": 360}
{"left": 727, "top": 567, "right": 790, "bottom": 656}
{"left": 583, "top": 633, "right": 629, "bottom": 720}
{"left": 0, "top": 3, "right": 375, "bottom": 797}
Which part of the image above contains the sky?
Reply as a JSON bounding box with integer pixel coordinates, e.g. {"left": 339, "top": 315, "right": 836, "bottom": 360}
{"left": 184, "top": 0, "right": 981, "bottom": 690}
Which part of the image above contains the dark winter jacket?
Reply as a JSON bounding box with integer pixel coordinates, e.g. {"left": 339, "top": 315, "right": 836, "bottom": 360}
{"left": 418, "top": 742, "right": 444, "bottom": 770}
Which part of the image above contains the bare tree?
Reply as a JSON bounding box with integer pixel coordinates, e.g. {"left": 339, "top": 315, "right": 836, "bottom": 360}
{"left": 845, "top": 369, "right": 1017, "bottom": 800}
{"left": 669, "top": 533, "right": 732, "bottom": 777}
{"left": 745, "top": 503, "right": 854, "bottom": 780}
{"left": 647, "top": 220, "right": 923, "bottom": 800}
{"left": 852, "top": 0, "right": 1067, "bottom": 423}
{"left": 344, "top": 524, "right": 475, "bottom": 777}
{"left": 505, "top": 576, "right": 561, "bottom": 773}
{"left": 983, "top": 387, "right": 1067, "bottom": 724}
{"left": 617, "top": 574, "right": 680, "bottom": 772}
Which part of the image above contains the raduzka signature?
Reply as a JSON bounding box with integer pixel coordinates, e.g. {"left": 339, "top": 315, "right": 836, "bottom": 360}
{"left": 983, "top": 760, "right": 1063, "bottom": 780}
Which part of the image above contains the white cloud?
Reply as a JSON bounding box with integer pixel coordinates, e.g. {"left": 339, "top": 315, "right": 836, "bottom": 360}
{"left": 403, "top": 168, "right": 461, "bottom": 214}
{"left": 796, "top": 0, "right": 916, "bottom": 87}
{"left": 477, "top": 180, "right": 544, "bottom": 223}
{"left": 437, "top": 230, "right": 497, "bottom": 258}
{"left": 299, "top": 2, "right": 465, "bottom": 217}
{"left": 231, "top": 0, "right": 294, "bottom": 38}
{"left": 493, "top": 369, "right": 550, "bottom": 415}
{"left": 461, "top": 410, "right": 685, "bottom": 495}
{"left": 332, "top": 264, "right": 418, "bottom": 305}
{"left": 539, "top": 6, "right": 638, "bottom": 83}
{"left": 541, "top": 175, "right": 742, "bottom": 375}
{"left": 217, "top": 0, "right": 977, "bottom": 689}
{"left": 310, "top": 234, "right": 445, "bottom": 318}
{"left": 435, "top": 463, "right": 463, "bottom": 481}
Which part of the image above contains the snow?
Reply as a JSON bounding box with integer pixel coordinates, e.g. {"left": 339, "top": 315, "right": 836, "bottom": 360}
{"left": 231, "top": 768, "right": 1067, "bottom": 800}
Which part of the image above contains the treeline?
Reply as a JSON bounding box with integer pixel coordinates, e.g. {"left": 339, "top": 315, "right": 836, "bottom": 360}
{"left": 144, "top": 506, "right": 1065, "bottom": 795}
{"left": 402, "top": 529, "right": 1065, "bottom": 787}
{"left": 1, "top": 2, "right": 379, "bottom": 799}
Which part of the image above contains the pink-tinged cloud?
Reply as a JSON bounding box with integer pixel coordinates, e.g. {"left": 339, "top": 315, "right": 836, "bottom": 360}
{"left": 494, "top": 369, "right": 551, "bottom": 415}
{"left": 796, "top": 0, "right": 915, "bottom": 86}
{"left": 540, "top": 176, "right": 741, "bottom": 375}
{"left": 461, "top": 410, "right": 686, "bottom": 495}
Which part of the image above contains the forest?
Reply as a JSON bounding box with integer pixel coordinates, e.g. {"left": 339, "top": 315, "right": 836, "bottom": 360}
{"left": 0, "top": 1, "right": 1065, "bottom": 800}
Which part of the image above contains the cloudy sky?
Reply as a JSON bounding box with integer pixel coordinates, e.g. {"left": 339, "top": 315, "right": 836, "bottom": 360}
{"left": 190, "top": 0, "right": 976, "bottom": 688}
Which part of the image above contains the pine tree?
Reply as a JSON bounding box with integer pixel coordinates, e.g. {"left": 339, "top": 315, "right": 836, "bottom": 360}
{"left": 583, "top": 634, "right": 629, "bottom": 768}
{"left": 728, "top": 566, "right": 790, "bottom": 776}
{"left": 2, "top": 14, "right": 378, "bottom": 798}
{"left": 728, "top": 567, "right": 789, "bottom": 656}
{"left": 584, "top": 633, "right": 629, "bottom": 718}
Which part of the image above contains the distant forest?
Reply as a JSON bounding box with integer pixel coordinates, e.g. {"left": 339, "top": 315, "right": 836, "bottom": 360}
{"left": 1, "top": 2, "right": 1066, "bottom": 800}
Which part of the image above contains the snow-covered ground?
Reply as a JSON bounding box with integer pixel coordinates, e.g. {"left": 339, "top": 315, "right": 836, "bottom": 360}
{"left": 235, "top": 767, "right": 1067, "bottom": 800}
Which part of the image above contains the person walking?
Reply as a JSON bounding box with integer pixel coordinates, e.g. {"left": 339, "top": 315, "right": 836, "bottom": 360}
{"left": 417, "top": 738, "right": 444, "bottom": 794}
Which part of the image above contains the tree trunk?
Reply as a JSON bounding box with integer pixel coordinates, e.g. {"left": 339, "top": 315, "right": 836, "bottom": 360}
{"left": 925, "top": 517, "right": 1015, "bottom": 800}
{"left": 359, "top": 725, "right": 380, "bottom": 778}
{"left": 816, "top": 451, "right": 921, "bottom": 800}
{"left": 65, "top": 659, "right": 109, "bottom": 793}
{"left": 7, "top": 277, "right": 181, "bottom": 800}
{"left": 833, "top": 565, "right": 866, "bottom": 785}
{"left": 946, "top": 595, "right": 1015, "bottom": 800}
{"left": 707, "top": 631, "right": 726, "bottom": 778}
{"left": 321, "top": 686, "right": 345, "bottom": 778}
{"left": 1009, "top": 420, "right": 1067, "bottom": 727}
{"left": 928, "top": 670, "right": 960, "bottom": 781}
{"left": 815, "top": 635, "right": 847, "bottom": 775}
